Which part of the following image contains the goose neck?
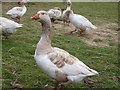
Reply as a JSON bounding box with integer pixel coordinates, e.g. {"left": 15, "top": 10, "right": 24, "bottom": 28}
{"left": 22, "top": 5, "right": 26, "bottom": 8}
{"left": 41, "top": 21, "right": 51, "bottom": 38}
{"left": 39, "top": 20, "right": 52, "bottom": 49}
{"left": 35, "top": 20, "right": 52, "bottom": 55}
{"left": 67, "top": 5, "right": 71, "bottom": 10}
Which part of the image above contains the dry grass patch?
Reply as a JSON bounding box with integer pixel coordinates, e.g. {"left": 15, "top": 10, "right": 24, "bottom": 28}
{"left": 53, "top": 21, "right": 118, "bottom": 48}
{"left": 81, "top": 23, "right": 118, "bottom": 47}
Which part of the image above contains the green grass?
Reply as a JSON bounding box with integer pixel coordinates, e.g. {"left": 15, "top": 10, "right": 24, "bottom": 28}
{"left": 2, "top": 2, "right": 119, "bottom": 88}
{"left": 93, "top": 39, "right": 103, "bottom": 43}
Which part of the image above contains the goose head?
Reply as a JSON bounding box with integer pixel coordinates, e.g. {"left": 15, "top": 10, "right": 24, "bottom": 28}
{"left": 31, "top": 11, "right": 51, "bottom": 23}
{"left": 54, "top": 7, "right": 61, "bottom": 11}
{"left": 18, "top": 0, "right": 22, "bottom": 5}
{"left": 67, "top": 0, "right": 72, "bottom": 6}
{"left": 67, "top": 2, "right": 71, "bottom": 6}
{"left": 65, "top": 10, "right": 73, "bottom": 16}
{"left": 18, "top": 0, "right": 25, "bottom": 6}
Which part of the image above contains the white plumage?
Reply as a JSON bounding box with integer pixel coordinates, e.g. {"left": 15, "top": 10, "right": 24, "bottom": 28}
{"left": 31, "top": 11, "right": 98, "bottom": 85}
{"left": 62, "top": 0, "right": 71, "bottom": 18}
{"left": 34, "top": 47, "right": 98, "bottom": 84}
{"left": 6, "top": 4, "right": 27, "bottom": 22}
{"left": 20, "top": 0, "right": 30, "bottom": 3}
{"left": 69, "top": 12, "right": 97, "bottom": 30}
{"left": 63, "top": 0, "right": 71, "bottom": 3}
{"left": 62, "top": 0, "right": 72, "bottom": 24}
{"left": 65, "top": 10, "right": 97, "bottom": 36}
{"left": 0, "top": 17, "right": 23, "bottom": 40}
{"left": 62, "top": 7, "right": 71, "bottom": 19}
{"left": 48, "top": 7, "right": 62, "bottom": 22}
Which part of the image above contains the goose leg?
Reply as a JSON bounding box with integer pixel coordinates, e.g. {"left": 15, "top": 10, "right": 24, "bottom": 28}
{"left": 74, "top": 31, "right": 83, "bottom": 37}
{"left": 63, "top": 19, "right": 68, "bottom": 25}
{"left": 52, "top": 82, "right": 65, "bottom": 90}
{"left": 67, "top": 20, "right": 70, "bottom": 26}
{"left": 5, "top": 36, "right": 8, "bottom": 40}
{"left": 63, "top": 19, "right": 66, "bottom": 25}
{"left": 57, "top": 85, "right": 65, "bottom": 90}
{"left": 51, "top": 18, "right": 55, "bottom": 23}
{"left": 2, "top": 36, "right": 8, "bottom": 40}
{"left": 15, "top": 18, "right": 18, "bottom": 22}
{"left": 44, "top": 82, "right": 58, "bottom": 90}
{"left": 84, "top": 78, "right": 96, "bottom": 85}
{"left": 16, "top": 17, "right": 21, "bottom": 23}
{"left": 16, "top": 18, "right": 20, "bottom": 23}
{"left": 74, "top": 29, "right": 85, "bottom": 37}
{"left": 63, "top": 18, "right": 70, "bottom": 26}
{"left": 18, "top": 18, "right": 21, "bottom": 22}
{"left": 65, "top": 29, "right": 77, "bottom": 34}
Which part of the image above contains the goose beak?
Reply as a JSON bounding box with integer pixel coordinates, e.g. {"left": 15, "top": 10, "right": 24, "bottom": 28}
{"left": 31, "top": 14, "right": 40, "bottom": 20}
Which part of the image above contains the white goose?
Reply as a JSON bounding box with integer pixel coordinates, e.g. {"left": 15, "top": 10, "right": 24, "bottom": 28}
{"left": 48, "top": 7, "right": 62, "bottom": 22}
{"left": 65, "top": 10, "right": 97, "bottom": 37}
{"left": 6, "top": 2, "right": 27, "bottom": 22}
{"left": 0, "top": 17, "right": 23, "bottom": 40}
{"left": 18, "top": 0, "right": 30, "bottom": 3}
{"left": 62, "top": 0, "right": 71, "bottom": 24}
{"left": 18, "top": 0, "right": 30, "bottom": 6}
{"left": 31, "top": 10, "right": 98, "bottom": 88}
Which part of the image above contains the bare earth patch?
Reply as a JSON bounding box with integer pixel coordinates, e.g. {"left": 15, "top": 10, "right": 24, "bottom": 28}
{"left": 81, "top": 23, "right": 118, "bottom": 47}
{"left": 53, "top": 21, "right": 118, "bottom": 48}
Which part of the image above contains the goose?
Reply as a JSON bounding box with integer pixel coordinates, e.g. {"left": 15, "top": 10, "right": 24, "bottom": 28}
{"left": 18, "top": 0, "right": 30, "bottom": 6}
{"left": 62, "top": 0, "right": 71, "bottom": 24}
{"left": 18, "top": 0, "right": 30, "bottom": 3}
{"left": 31, "top": 10, "right": 98, "bottom": 88}
{"left": 0, "top": 17, "right": 23, "bottom": 40}
{"left": 63, "top": 0, "right": 68, "bottom": 2}
{"left": 65, "top": 10, "right": 97, "bottom": 37}
{"left": 48, "top": 7, "right": 62, "bottom": 22}
{"left": 6, "top": 2, "right": 27, "bottom": 22}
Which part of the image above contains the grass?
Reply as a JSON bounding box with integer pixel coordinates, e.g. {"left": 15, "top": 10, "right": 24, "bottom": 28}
{"left": 2, "top": 2, "right": 119, "bottom": 89}
{"left": 93, "top": 39, "right": 103, "bottom": 43}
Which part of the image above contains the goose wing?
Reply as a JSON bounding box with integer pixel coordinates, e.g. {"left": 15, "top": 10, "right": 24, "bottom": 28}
{"left": 6, "top": 7, "right": 23, "bottom": 15}
{"left": 0, "top": 17, "right": 23, "bottom": 33}
{"left": 53, "top": 10, "right": 61, "bottom": 19}
{"left": 48, "top": 47, "right": 98, "bottom": 76}
{"left": 73, "top": 14, "right": 97, "bottom": 29}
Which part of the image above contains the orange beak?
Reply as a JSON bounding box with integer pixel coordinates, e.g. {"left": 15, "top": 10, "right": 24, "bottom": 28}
{"left": 31, "top": 14, "right": 40, "bottom": 20}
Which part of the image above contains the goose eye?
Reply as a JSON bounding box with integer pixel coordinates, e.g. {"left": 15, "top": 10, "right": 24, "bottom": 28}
{"left": 41, "top": 13, "right": 45, "bottom": 15}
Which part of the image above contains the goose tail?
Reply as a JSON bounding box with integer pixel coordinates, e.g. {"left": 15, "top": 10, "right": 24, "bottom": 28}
{"left": 17, "top": 24, "right": 23, "bottom": 28}
{"left": 88, "top": 68, "right": 99, "bottom": 76}
{"left": 6, "top": 10, "right": 11, "bottom": 15}
{"left": 92, "top": 25, "right": 97, "bottom": 29}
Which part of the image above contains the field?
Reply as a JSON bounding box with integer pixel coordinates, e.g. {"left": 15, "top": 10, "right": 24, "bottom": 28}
{"left": 2, "top": 2, "right": 119, "bottom": 89}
